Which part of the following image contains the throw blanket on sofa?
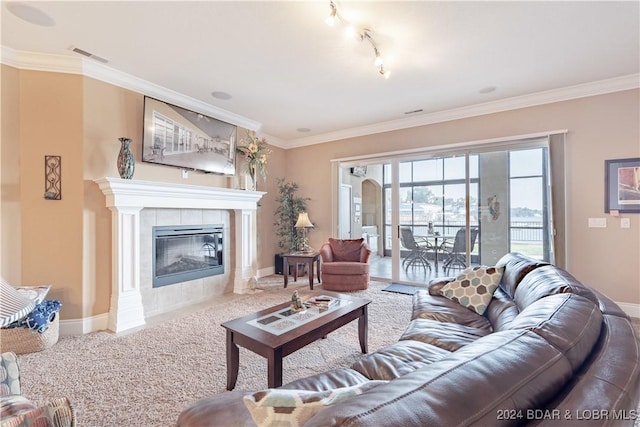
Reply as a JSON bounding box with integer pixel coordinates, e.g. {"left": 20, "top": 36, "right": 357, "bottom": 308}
{"left": 5, "top": 300, "right": 62, "bottom": 333}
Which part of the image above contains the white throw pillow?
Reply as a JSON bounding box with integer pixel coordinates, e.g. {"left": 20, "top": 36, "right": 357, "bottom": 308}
{"left": 440, "top": 266, "right": 504, "bottom": 315}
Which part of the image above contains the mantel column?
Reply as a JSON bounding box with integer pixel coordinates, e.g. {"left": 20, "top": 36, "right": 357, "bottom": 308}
{"left": 108, "top": 206, "right": 146, "bottom": 333}
{"left": 233, "top": 208, "right": 258, "bottom": 293}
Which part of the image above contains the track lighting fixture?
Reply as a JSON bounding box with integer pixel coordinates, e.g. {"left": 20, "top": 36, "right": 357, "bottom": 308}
{"left": 325, "top": 1, "right": 390, "bottom": 79}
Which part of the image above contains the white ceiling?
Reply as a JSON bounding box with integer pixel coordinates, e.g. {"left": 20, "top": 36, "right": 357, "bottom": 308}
{"left": 2, "top": 1, "right": 639, "bottom": 148}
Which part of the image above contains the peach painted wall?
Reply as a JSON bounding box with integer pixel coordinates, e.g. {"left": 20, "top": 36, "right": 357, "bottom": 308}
{"left": 285, "top": 90, "right": 640, "bottom": 306}
{"left": 1, "top": 65, "right": 22, "bottom": 282}
{"left": 18, "top": 70, "right": 85, "bottom": 318}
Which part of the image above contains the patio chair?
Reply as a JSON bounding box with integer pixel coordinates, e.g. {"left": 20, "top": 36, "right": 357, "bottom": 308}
{"left": 441, "top": 227, "right": 479, "bottom": 274}
{"left": 399, "top": 227, "right": 432, "bottom": 272}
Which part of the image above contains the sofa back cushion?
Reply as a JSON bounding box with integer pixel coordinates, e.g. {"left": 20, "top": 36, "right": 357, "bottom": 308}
{"left": 495, "top": 253, "right": 548, "bottom": 299}
{"left": 328, "top": 238, "right": 365, "bottom": 262}
{"left": 350, "top": 340, "right": 450, "bottom": 380}
{"left": 507, "top": 293, "right": 602, "bottom": 372}
{"left": 537, "top": 314, "right": 640, "bottom": 425}
{"left": 411, "top": 290, "right": 492, "bottom": 332}
{"left": 513, "top": 265, "right": 598, "bottom": 310}
{"left": 304, "top": 330, "right": 573, "bottom": 427}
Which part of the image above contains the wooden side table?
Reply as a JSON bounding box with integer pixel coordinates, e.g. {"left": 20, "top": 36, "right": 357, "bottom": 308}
{"left": 283, "top": 252, "right": 321, "bottom": 289}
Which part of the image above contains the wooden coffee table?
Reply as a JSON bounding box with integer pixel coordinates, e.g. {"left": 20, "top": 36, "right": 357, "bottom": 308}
{"left": 221, "top": 291, "right": 370, "bottom": 390}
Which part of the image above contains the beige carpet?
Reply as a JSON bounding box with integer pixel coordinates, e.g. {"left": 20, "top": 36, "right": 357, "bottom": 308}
{"left": 15, "top": 278, "right": 640, "bottom": 427}
{"left": 16, "top": 278, "right": 413, "bottom": 427}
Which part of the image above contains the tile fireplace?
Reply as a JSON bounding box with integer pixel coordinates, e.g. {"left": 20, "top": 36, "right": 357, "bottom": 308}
{"left": 95, "top": 178, "right": 265, "bottom": 333}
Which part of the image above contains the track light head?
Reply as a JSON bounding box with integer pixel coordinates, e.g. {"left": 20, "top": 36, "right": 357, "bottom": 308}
{"left": 373, "top": 46, "right": 383, "bottom": 67}
{"left": 325, "top": 1, "right": 338, "bottom": 26}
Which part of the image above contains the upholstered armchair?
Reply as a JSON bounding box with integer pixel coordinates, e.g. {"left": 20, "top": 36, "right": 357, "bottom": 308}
{"left": 319, "top": 238, "right": 371, "bottom": 291}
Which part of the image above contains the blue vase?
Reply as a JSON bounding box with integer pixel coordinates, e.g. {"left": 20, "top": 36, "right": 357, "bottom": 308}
{"left": 117, "top": 137, "right": 135, "bottom": 179}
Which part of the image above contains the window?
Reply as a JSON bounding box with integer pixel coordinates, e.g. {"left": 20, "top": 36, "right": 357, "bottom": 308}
{"left": 152, "top": 112, "right": 194, "bottom": 154}
{"left": 382, "top": 147, "right": 551, "bottom": 262}
{"left": 509, "top": 148, "right": 549, "bottom": 260}
{"left": 384, "top": 155, "right": 480, "bottom": 255}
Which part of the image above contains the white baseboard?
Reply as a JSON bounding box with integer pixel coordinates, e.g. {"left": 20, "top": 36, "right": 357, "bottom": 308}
{"left": 258, "top": 266, "right": 275, "bottom": 278}
{"left": 616, "top": 301, "right": 640, "bottom": 319}
{"left": 59, "top": 313, "right": 109, "bottom": 336}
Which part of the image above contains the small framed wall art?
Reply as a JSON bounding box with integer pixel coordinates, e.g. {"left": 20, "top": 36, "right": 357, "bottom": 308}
{"left": 351, "top": 166, "right": 367, "bottom": 177}
{"left": 605, "top": 157, "right": 640, "bottom": 213}
{"left": 44, "top": 155, "right": 61, "bottom": 200}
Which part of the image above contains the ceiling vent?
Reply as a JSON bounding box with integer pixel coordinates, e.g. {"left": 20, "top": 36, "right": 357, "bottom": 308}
{"left": 71, "top": 47, "right": 108, "bottom": 64}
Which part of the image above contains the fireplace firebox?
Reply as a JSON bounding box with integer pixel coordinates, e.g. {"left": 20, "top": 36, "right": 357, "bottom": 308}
{"left": 153, "top": 224, "right": 224, "bottom": 287}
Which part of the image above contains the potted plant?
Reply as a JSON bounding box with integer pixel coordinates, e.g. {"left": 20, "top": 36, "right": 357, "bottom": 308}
{"left": 273, "top": 178, "right": 310, "bottom": 274}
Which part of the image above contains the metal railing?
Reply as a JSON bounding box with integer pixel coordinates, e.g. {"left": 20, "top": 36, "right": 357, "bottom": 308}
{"left": 388, "top": 220, "right": 544, "bottom": 252}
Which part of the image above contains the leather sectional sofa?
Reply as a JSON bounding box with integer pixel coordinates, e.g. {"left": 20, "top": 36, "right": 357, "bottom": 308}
{"left": 177, "top": 252, "right": 640, "bottom": 426}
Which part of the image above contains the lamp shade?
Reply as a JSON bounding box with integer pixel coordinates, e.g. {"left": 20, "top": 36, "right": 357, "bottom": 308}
{"left": 294, "top": 212, "right": 314, "bottom": 229}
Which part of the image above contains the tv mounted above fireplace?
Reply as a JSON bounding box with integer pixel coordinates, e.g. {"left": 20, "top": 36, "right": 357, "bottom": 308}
{"left": 142, "top": 96, "right": 238, "bottom": 175}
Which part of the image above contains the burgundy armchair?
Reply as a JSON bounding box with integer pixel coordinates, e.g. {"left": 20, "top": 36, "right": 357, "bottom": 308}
{"left": 319, "top": 238, "right": 371, "bottom": 291}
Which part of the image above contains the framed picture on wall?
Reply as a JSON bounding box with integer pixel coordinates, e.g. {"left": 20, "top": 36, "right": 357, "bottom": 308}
{"left": 351, "top": 166, "right": 367, "bottom": 177}
{"left": 141, "top": 96, "right": 237, "bottom": 175}
{"left": 605, "top": 157, "right": 640, "bottom": 213}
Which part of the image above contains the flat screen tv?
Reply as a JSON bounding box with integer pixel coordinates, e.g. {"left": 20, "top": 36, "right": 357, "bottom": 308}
{"left": 142, "top": 96, "right": 237, "bottom": 175}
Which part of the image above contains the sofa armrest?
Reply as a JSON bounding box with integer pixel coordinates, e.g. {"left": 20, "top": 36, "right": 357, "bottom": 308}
{"left": 359, "top": 243, "right": 372, "bottom": 264}
{"left": 427, "top": 277, "right": 454, "bottom": 296}
{"left": 319, "top": 243, "right": 334, "bottom": 263}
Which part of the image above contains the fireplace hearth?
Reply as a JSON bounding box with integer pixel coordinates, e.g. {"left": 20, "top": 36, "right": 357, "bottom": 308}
{"left": 153, "top": 225, "right": 224, "bottom": 287}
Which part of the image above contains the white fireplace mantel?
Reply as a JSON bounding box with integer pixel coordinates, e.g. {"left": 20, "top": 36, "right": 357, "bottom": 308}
{"left": 95, "top": 177, "right": 265, "bottom": 333}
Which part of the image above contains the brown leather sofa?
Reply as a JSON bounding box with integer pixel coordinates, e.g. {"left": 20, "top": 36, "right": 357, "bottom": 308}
{"left": 176, "top": 253, "right": 640, "bottom": 426}
{"left": 318, "top": 238, "right": 371, "bottom": 291}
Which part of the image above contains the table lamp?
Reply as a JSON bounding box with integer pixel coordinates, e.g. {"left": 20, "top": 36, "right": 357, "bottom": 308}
{"left": 294, "top": 212, "right": 314, "bottom": 253}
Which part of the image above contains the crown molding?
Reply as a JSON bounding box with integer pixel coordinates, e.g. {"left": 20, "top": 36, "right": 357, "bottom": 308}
{"left": 80, "top": 60, "right": 261, "bottom": 132}
{"left": 0, "top": 46, "right": 262, "bottom": 132}
{"left": 1, "top": 46, "right": 83, "bottom": 74}
{"left": 2, "top": 46, "right": 638, "bottom": 150}
{"left": 284, "top": 73, "right": 640, "bottom": 149}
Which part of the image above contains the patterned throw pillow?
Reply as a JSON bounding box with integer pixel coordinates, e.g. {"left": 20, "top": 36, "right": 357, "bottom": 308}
{"left": 243, "top": 381, "right": 386, "bottom": 427}
{"left": 0, "top": 352, "right": 21, "bottom": 396}
{"left": 0, "top": 397, "right": 75, "bottom": 427}
{"left": 440, "top": 266, "right": 504, "bottom": 315}
{"left": 0, "top": 395, "right": 36, "bottom": 421}
{"left": 0, "top": 279, "right": 35, "bottom": 328}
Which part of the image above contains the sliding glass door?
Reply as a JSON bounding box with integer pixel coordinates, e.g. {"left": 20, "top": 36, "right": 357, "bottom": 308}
{"left": 336, "top": 137, "right": 555, "bottom": 285}
{"left": 387, "top": 155, "right": 477, "bottom": 281}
